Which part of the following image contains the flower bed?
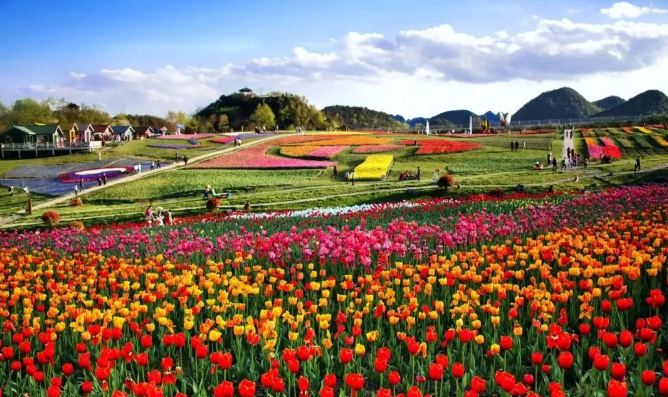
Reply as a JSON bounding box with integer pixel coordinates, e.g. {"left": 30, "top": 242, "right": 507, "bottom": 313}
{"left": 353, "top": 144, "right": 405, "bottom": 153}
{"left": 637, "top": 127, "right": 653, "bottom": 134}
{"left": 58, "top": 167, "right": 135, "bottom": 183}
{"left": 234, "top": 132, "right": 276, "bottom": 140}
{"left": 272, "top": 135, "right": 341, "bottom": 145}
{"left": 211, "top": 136, "right": 235, "bottom": 144}
{"left": 585, "top": 138, "right": 604, "bottom": 159}
{"left": 402, "top": 139, "right": 482, "bottom": 155}
{"left": 600, "top": 137, "right": 623, "bottom": 158}
{"left": 580, "top": 128, "right": 589, "bottom": 137}
{"left": 305, "top": 145, "right": 348, "bottom": 159}
{"left": 354, "top": 154, "right": 394, "bottom": 180}
{"left": 297, "top": 136, "right": 392, "bottom": 146}
{"left": 148, "top": 144, "right": 191, "bottom": 150}
{"left": 279, "top": 145, "right": 319, "bottom": 158}
{"left": 190, "top": 145, "right": 335, "bottom": 169}
{"left": 156, "top": 133, "right": 214, "bottom": 140}
{"left": 1, "top": 186, "right": 668, "bottom": 397}
{"left": 621, "top": 127, "right": 634, "bottom": 133}
{"left": 653, "top": 136, "right": 668, "bottom": 147}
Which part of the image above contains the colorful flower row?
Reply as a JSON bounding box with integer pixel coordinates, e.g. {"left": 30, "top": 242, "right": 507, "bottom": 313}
{"left": 58, "top": 167, "right": 135, "bottom": 183}
{"left": 1, "top": 185, "right": 668, "bottom": 397}
{"left": 304, "top": 145, "right": 349, "bottom": 159}
{"left": 654, "top": 136, "right": 668, "bottom": 147}
{"left": 295, "top": 136, "right": 392, "bottom": 146}
{"left": 190, "top": 145, "right": 335, "bottom": 169}
{"left": 622, "top": 127, "right": 634, "bottom": 133}
{"left": 156, "top": 133, "right": 214, "bottom": 140}
{"left": 585, "top": 138, "right": 604, "bottom": 159}
{"left": 599, "top": 137, "right": 623, "bottom": 158}
{"left": 211, "top": 136, "right": 235, "bottom": 144}
{"left": 401, "top": 139, "right": 482, "bottom": 155}
{"left": 354, "top": 154, "right": 394, "bottom": 180}
{"left": 637, "top": 127, "right": 653, "bottom": 134}
{"left": 148, "top": 144, "right": 191, "bottom": 150}
{"left": 352, "top": 144, "right": 404, "bottom": 154}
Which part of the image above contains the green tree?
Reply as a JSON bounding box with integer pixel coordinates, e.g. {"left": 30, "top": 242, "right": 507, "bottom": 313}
{"left": 113, "top": 113, "right": 130, "bottom": 125}
{"left": 9, "top": 98, "right": 54, "bottom": 125}
{"left": 250, "top": 103, "right": 276, "bottom": 128}
{"left": 0, "top": 96, "right": 9, "bottom": 131}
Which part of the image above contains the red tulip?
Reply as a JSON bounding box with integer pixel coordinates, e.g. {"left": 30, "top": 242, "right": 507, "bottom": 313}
{"left": 641, "top": 370, "right": 656, "bottom": 386}
{"left": 471, "top": 376, "right": 487, "bottom": 393}
{"left": 579, "top": 323, "right": 591, "bottom": 335}
{"left": 523, "top": 374, "right": 534, "bottom": 385}
{"left": 298, "top": 376, "right": 310, "bottom": 392}
{"left": 375, "top": 358, "right": 388, "bottom": 373}
{"left": 324, "top": 374, "right": 337, "bottom": 388}
{"left": 619, "top": 330, "right": 633, "bottom": 348}
{"left": 272, "top": 378, "right": 285, "bottom": 393}
{"left": 388, "top": 371, "right": 401, "bottom": 386}
{"left": 664, "top": 359, "right": 668, "bottom": 376}
{"left": 557, "top": 352, "right": 573, "bottom": 370}
{"left": 634, "top": 343, "right": 648, "bottom": 357}
{"left": 588, "top": 347, "right": 601, "bottom": 361}
{"left": 593, "top": 354, "right": 609, "bottom": 371}
{"left": 287, "top": 359, "right": 300, "bottom": 374}
{"left": 406, "top": 386, "right": 423, "bottom": 397}
{"left": 47, "top": 385, "right": 61, "bottom": 397}
{"left": 81, "top": 381, "right": 93, "bottom": 394}
{"left": 659, "top": 377, "right": 668, "bottom": 395}
{"left": 62, "top": 363, "right": 74, "bottom": 376}
{"left": 452, "top": 362, "right": 465, "bottom": 378}
{"left": 345, "top": 373, "right": 364, "bottom": 391}
{"left": 377, "top": 347, "right": 392, "bottom": 361}
{"left": 500, "top": 336, "right": 513, "bottom": 351}
{"left": 140, "top": 335, "right": 152, "bottom": 349}
{"left": 429, "top": 363, "right": 443, "bottom": 381}
{"left": 319, "top": 387, "right": 334, "bottom": 397}
{"left": 377, "top": 388, "right": 393, "bottom": 397}
{"left": 603, "top": 332, "right": 618, "bottom": 348}
{"left": 611, "top": 363, "right": 626, "bottom": 380}
{"left": 530, "top": 352, "right": 543, "bottom": 365}
{"left": 607, "top": 380, "right": 628, "bottom": 397}
{"left": 340, "top": 348, "right": 353, "bottom": 364}
{"left": 214, "top": 381, "right": 235, "bottom": 397}
{"left": 239, "top": 379, "right": 256, "bottom": 397}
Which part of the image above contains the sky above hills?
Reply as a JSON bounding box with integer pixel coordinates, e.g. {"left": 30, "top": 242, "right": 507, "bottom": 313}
{"left": 1, "top": 0, "right": 667, "bottom": 118}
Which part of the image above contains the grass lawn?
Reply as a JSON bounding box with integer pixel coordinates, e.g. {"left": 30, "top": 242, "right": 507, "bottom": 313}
{"left": 2, "top": 130, "right": 668, "bottom": 228}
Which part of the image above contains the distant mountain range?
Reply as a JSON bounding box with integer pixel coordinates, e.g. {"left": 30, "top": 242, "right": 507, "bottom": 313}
{"left": 322, "top": 105, "right": 408, "bottom": 130}
{"left": 327, "top": 87, "right": 667, "bottom": 130}
{"left": 593, "top": 96, "right": 626, "bottom": 111}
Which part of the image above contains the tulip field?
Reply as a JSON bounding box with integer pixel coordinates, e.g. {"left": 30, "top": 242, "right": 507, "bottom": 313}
{"left": 1, "top": 184, "right": 668, "bottom": 397}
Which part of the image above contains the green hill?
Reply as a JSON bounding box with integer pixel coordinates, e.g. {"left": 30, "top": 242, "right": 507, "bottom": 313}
{"left": 593, "top": 96, "right": 626, "bottom": 111}
{"left": 513, "top": 87, "right": 601, "bottom": 121}
{"left": 595, "top": 90, "right": 668, "bottom": 117}
{"left": 430, "top": 110, "right": 481, "bottom": 127}
{"left": 321, "top": 105, "right": 408, "bottom": 130}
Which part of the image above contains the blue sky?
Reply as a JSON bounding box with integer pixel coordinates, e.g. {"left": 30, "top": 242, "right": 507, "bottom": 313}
{"left": 1, "top": 0, "right": 667, "bottom": 118}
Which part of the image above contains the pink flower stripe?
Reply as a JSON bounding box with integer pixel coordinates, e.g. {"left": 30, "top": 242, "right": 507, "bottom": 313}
{"left": 190, "top": 145, "right": 335, "bottom": 169}
{"left": 306, "top": 145, "right": 349, "bottom": 159}
{"left": 211, "top": 136, "right": 235, "bottom": 144}
{"left": 600, "top": 137, "right": 622, "bottom": 158}
{"left": 353, "top": 145, "right": 405, "bottom": 154}
{"left": 156, "top": 134, "right": 214, "bottom": 140}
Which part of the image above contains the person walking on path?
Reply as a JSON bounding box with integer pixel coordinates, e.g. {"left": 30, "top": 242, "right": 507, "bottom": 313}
{"left": 74, "top": 184, "right": 79, "bottom": 196}
{"left": 522, "top": 142, "right": 526, "bottom": 150}
{"left": 183, "top": 156, "right": 188, "bottom": 166}
{"left": 345, "top": 171, "right": 350, "bottom": 184}
{"left": 552, "top": 158, "right": 557, "bottom": 171}
{"left": 561, "top": 158, "right": 566, "bottom": 171}
{"left": 97, "top": 176, "right": 102, "bottom": 186}
{"left": 137, "top": 163, "right": 142, "bottom": 174}
{"left": 350, "top": 170, "right": 356, "bottom": 186}
{"left": 417, "top": 167, "right": 421, "bottom": 181}
{"left": 79, "top": 178, "right": 85, "bottom": 192}
{"left": 150, "top": 161, "right": 155, "bottom": 171}
{"left": 634, "top": 157, "right": 641, "bottom": 174}
{"left": 102, "top": 173, "right": 107, "bottom": 186}
{"left": 333, "top": 165, "right": 338, "bottom": 178}
{"left": 156, "top": 160, "right": 161, "bottom": 169}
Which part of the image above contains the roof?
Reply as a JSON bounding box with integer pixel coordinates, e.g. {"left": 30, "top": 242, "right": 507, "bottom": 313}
{"left": 135, "top": 126, "right": 154, "bottom": 133}
{"left": 111, "top": 125, "right": 135, "bottom": 134}
{"left": 78, "top": 123, "right": 93, "bottom": 131}
{"left": 239, "top": 87, "right": 253, "bottom": 92}
{"left": 0, "top": 126, "right": 35, "bottom": 136}
{"left": 91, "top": 125, "right": 112, "bottom": 133}
{"left": 59, "top": 123, "right": 78, "bottom": 131}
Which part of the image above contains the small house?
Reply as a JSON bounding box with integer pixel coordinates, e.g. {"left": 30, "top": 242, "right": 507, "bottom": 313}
{"left": 239, "top": 87, "right": 254, "bottom": 97}
{"left": 133, "top": 126, "right": 154, "bottom": 140}
{"left": 0, "top": 125, "right": 65, "bottom": 146}
{"left": 60, "top": 123, "right": 79, "bottom": 143}
{"left": 111, "top": 125, "right": 135, "bottom": 141}
{"left": 77, "top": 124, "right": 94, "bottom": 142}
{"left": 155, "top": 126, "right": 169, "bottom": 135}
{"left": 91, "top": 125, "right": 113, "bottom": 141}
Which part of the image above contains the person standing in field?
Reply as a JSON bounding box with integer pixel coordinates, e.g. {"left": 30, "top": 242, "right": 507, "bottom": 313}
{"left": 79, "top": 178, "right": 85, "bottom": 192}
{"left": 417, "top": 167, "right": 421, "bottom": 181}
{"left": 333, "top": 165, "right": 338, "bottom": 178}
{"left": 350, "top": 170, "right": 356, "bottom": 186}
{"left": 97, "top": 176, "right": 102, "bottom": 186}
{"left": 183, "top": 156, "right": 188, "bottom": 166}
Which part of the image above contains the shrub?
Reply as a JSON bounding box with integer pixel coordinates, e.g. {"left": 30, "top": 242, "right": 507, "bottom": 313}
{"left": 437, "top": 175, "right": 456, "bottom": 190}
{"left": 41, "top": 211, "right": 61, "bottom": 226}
{"left": 206, "top": 198, "right": 220, "bottom": 212}
{"left": 488, "top": 188, "right": 505, "bottom": 197}
{"left": 70, "top": 197, "right": 83, "bottom": 207}
{"left": 70, "top": 221, "right": 85, "bottom": 231}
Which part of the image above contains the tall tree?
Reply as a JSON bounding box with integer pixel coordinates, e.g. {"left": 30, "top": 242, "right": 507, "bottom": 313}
{"left": 0, "top": 96, "right": 9, "bottom": 131}
{"left": 9, "top": 98, "right": 54, "bottom": 125}
{"left": 250, "top": 103, "right": 276, "bottom": 128}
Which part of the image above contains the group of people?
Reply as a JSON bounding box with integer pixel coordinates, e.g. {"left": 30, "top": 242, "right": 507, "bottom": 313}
{"left": 150, "top": 160, "right": 161, "bottom": 171}
{"left": 233, "top": 137, "right": 242, "bottom": 147}
{"left": 133, "top": 163, "right": 143, "bottom": 174}
{"left": 510, "top": 141, "right": 525, "bottom": 151}
{"left": 96, "top": 173, "right": 108, "bottom": 186}
{"left": 6, "top": 185, "right": 29, "bottom": 195}
{"left": 145, "top": 205, "right": 174, "bottom": 226}
{"left": 399, "top": 167, "right": 422, "bottom": 181}
{"left": 344, "top": 170, "right": 357, "bottom": 185}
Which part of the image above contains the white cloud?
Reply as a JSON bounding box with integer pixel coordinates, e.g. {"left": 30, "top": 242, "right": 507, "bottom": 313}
{"left": 22, "top": 13, "right": 668, "bottom": 116}
{"left": 601, "top": 2, "right": 667, "bottom": 19}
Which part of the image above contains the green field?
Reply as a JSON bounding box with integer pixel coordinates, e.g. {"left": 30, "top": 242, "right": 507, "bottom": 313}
{"left": 1, "top": 129, "right": 667, "bottom": 228}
